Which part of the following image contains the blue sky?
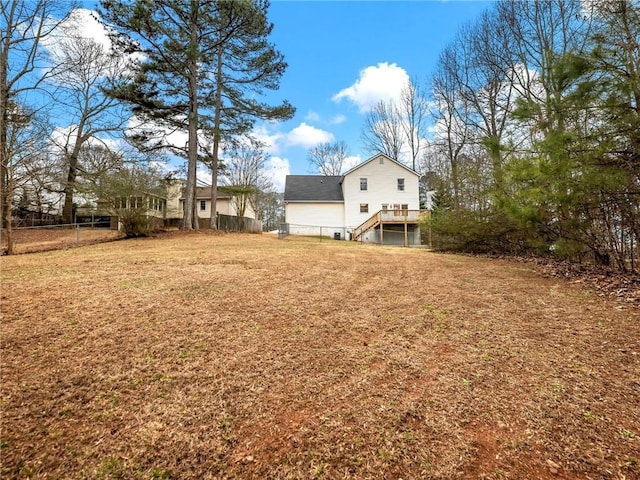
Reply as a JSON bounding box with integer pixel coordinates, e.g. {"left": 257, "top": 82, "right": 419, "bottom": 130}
{"left": 41, "top": 1, "right": 494, "bottom": 191}
{"left": 254, "top": 0, "right": 494, "bottom": 189}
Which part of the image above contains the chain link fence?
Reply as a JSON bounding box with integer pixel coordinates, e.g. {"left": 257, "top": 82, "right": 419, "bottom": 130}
{"left": 1, "top": 222, "right": 119, "bottom": 255}
{"left": 278, "top": 223, "right": 425, "bottom": 246}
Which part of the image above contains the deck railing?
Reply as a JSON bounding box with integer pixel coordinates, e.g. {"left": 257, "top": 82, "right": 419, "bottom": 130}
{"left": 353, "top": 209, "right": 428, "bottom": 241}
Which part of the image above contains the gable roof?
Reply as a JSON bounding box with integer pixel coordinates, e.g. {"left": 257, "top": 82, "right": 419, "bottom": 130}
{"left": 342, "top": 153, "right": 419, "bottom": 177}
{"left": 284, "top": 175, "right": 344, "bottom": 202}
{"left": 180, "top": 186, "right": 232, "bottom": 200}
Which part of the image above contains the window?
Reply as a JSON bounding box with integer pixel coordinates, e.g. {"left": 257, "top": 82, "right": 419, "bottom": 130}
{"left": 381, "top": 204, "right": 388, "bottom": 212}
{"left": 379, "top": 157, "right": 384, "bottom": 164}
{"left": 200, "top": 200, "right": 206, "bottom": 211}
{"left": 360, "top": 178, "right": 367, "bottom": 191}
{"left": 397, "top": 178, "right": 405, "bottom": 191}
{"left": 360, "top": 203, "right": 369, "bottom": 213}
{"left": 152, "top": 198, "right": 164, "bottom": 212}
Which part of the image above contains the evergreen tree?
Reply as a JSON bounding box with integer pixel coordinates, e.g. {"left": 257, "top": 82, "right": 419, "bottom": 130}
{"left": 201, "top": 0, "right": 294, "bottom": 228}
{"left": 99, "top": 0, "right": 293, "bottom": 230}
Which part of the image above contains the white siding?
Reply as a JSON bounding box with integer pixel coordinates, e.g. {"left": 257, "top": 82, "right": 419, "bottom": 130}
{"left": 179, "top": 197, "right": 256, "bottom": 219}
{"left": 343, "top": 155, "right": 419, "bottom": 229}
{"left": 165, "top": 182, "right": 183, "bottom": 219}
{"left": 286, "top": 202, "right": 345, "bottom": 237}
{"left": 216, "top": 198, "right": 234, "bottom": 217}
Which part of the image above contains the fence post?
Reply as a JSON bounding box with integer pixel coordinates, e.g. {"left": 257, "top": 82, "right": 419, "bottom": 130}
{"left": 76, "top": 223, "right": 80, "bottom": 243}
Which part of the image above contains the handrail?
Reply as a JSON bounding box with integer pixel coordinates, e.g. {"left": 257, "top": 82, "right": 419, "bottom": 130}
{"left": 354, "top": 211, "right": 381, "bottom": 236}
{"left": 353, "top": 209, "right": 426, "bottom": 241}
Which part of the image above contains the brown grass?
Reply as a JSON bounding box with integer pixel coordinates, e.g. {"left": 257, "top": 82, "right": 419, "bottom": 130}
{"left": 1, "top": 227, "right": 120, "bottom": 254}
{"left": 1, "top": 232, "right": 638, "bottom": 479}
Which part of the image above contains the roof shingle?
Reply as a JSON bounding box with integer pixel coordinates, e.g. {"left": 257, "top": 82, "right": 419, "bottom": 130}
{"left": 284, "top": 175, "right": 343, "bottom": 202}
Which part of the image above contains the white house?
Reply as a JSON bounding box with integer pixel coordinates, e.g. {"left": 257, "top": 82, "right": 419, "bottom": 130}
{"left": 284, "top": 153, "right": 424, "bottom": 245}
{"left": 175, "top": 186, "right": 257, "bottom": 220}
{"left": 162, "top": 183, "right": 258, "bottom": 230}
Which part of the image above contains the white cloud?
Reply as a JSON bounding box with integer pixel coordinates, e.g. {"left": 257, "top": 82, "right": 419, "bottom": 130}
{"left": 329, "top": 114, "right": 347, "bottom": 125}
{"left": 342, "top": 155, "right": 361, "bottom": 173}
{"left": 252, "top": 121, "right": 335, "bottom": 159}
{"left": 332, "top": 62, "right": 410, "bottom": 113}
{"left": 42, "top": 9, "right": 111, "bottom": 57}
{"left": 49, "top": 125, "right": 122, "bottom": 153}
{"left": 251, "top": 123, "right": 285, "bottom": 155}
{"left": 264, "top": 156, "right": 290, "bottom": 192}
{"left": 65, "top": 9, "right": 111, "bottom": 49}
{"left": 286, "top": 122, "right": 334, "bottom": 148}
{"left": 197, "top": 165, "right": 212, "bottom": 185}
{"left": 304, "top": 111, "right": 321, "bottom": 122}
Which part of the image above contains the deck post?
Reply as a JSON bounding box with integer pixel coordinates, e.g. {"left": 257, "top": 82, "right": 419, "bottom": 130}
{"left": 404, "top": 219, "right": 408, "bottom": 247}
{"left": 380, "top": 222, "right": 384, "bottom": 245}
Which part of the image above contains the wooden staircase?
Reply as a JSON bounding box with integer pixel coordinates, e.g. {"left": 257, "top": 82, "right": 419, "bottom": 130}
{"left": 352, "top": 211, "right": 382, "bottom": 241}
{"left": 352, "top": 209, "right": 427, "bottom": 243}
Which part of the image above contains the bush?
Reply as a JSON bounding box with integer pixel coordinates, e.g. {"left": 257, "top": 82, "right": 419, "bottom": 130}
{"left": 117, "top": 210, "right": 154, "bottom": 238}
{"left": 428, "top": 207, "right": 534, "bottom": 254}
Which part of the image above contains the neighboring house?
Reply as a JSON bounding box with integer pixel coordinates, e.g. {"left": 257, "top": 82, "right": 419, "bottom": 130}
{"left": 101, "top": 181, "right": 260, "bottom": 231}
{"left": 97, "top": 192, "right": 168, "bottom": 230}
{"left": 165, "top": 184, "right": 261, "bottom": 231}
{"left": 169, "top": 186, "right": 257, "bottom": 222}
{"left": 284, "top": 153, "right": 424, "bottom": 245}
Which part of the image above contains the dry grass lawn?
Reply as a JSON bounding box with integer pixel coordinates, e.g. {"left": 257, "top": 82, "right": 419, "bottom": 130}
{"left": 1, "top": 232, "right": 638, "bottom": 479}
{"left": 2, "top": 227, "right": 120, "bottom": 254}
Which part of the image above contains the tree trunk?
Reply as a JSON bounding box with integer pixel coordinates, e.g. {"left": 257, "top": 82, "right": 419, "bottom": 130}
{"left": 183, "top": 2, "right": 199, "bottom": 230}
{"left": 209, "top": 44, "right": 224, "bottom": 229}
{"left": 210, "top": 164, "right": 217, "bottom": 229}
{"left": 62, "top": 151, "right": 78, "bottom": 224}
{"left": 0, "top": 26, "right": 12, "bottom": 253}
{"left": 2, "top": 167, "right": 14, "bottom": 255}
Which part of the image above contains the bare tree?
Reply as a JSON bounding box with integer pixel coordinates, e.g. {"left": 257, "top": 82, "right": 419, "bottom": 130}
{"left": 429, "top": 44, "right": 473, "bottom": 211}
{"left": 220, "top": 138, "right": 271, "bottom": 218}
{"left": 306, "top": 140, "right": 349, "bottom": 175}
{"left": 361, "top": 78, "right": 428, "bottom": 169}
{"left": 254, "top": 190, "right": 283, "bottom": 232}
{"left": 3, "top": 105, "right": 61, "bottom": 229}
{"left": 457, "top": 9, "right": 519, "bottom": 191}
{"left": 45, "top": 32, "right": 129, "bottom": 224}
{"left": 361, "top": 100, "right": 404, "bottom": 161}
{"left": 498, "top": 0, "right": 594, "bottom": 135}
{"left": 1, "top": 0, "right": 73, "bottom": 253}
{"left": 10, "top": 110, "right": 62, "bottom": 220}
{"left": 398, "top": 78, "right": 428, "bottom": 171}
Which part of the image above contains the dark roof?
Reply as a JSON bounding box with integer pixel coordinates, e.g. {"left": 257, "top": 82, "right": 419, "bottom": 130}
{"left": 197, "top": 187, "right": 232, "bottom": 199}
{"left": 284, "top": 175, "right": 344, "bottom": 202}
{"left": 181, "top": 187, "right": 231, "bottom": 200}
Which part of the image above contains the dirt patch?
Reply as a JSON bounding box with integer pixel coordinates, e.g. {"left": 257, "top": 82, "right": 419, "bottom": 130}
{"left": 1, "top": 233, "right": 638, "bottom": 479}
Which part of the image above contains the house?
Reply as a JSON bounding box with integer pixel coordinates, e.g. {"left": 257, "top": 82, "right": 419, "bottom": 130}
{"left": 101, "top": 181, "right": 260, "bottom": 231}
{"left": 165, "top": 185, "right": 257, "bottom": 226}
{"left": 97, "top": 192, "right": 167, "bottom": 230}
{"left": 284, "top": 153, "right": 424, "bottom": 245}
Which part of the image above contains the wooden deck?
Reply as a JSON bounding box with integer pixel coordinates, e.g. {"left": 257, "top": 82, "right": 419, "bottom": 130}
{"left": 352, "top": 210, "right": 429, "bottom": 244}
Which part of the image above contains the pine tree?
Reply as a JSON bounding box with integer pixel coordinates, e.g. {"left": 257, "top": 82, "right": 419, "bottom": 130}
{"left": 201, "top": 0, "right": 294, "bottom": 228}
{"left": 99, "top": 0, "right": 294, "bottom": 230}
